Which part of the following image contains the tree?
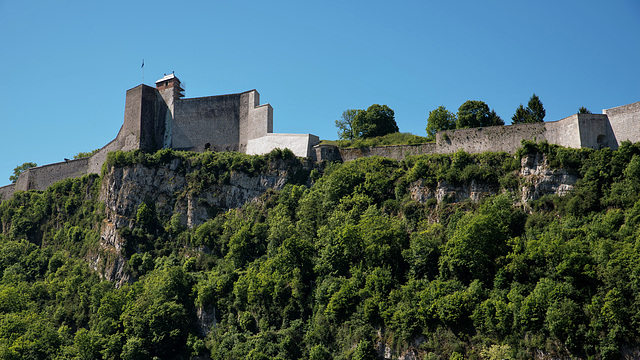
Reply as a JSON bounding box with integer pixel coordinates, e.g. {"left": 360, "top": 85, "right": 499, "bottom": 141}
{"left": 578, "top": 107, "right": 592, "bottom": 114}
{"left": 352, "top": 104, "right": 398, "bottom": 139}
{"left": 9, "top": 162, "right": 37, "bottom": 183}
{"left": 426, "top": 106, "right": 456, "bottom": 140}
{"left": 512, "top": 104, "right": 531, "bottom": 124}
{"left": 456, "top": 100, "right": 503, "bottom": 129}
{"left": 512, "top": 94, "right": 545, "bottom": 124}
{"left": 527, "top": 93, "right": 546, "bottom": 122}
{"left": 335, "top": 109, "right": 360, "bottom": 140}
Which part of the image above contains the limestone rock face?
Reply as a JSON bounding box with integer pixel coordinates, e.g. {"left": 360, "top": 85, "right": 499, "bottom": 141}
{"left": 519, "top": 153, "right": 578, "bottom": 203}
{"left": 95, "top": 157, "right": 308, "bottom": 284}
{"left": 407, "top": 153, "right": 578, "bottom": 206}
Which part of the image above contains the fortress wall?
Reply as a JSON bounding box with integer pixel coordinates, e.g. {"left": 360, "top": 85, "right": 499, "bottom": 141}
{"left": 338, "top": 143, "right": 437, "bottom": 162}
{"left": 122, "top": 85, "right": 169, "bottom": 152}
{"left": 121, "top": 85, "right": 145, "bottom": 151}
{"left": 576, "top": 114, "right": 614, "bottom": 149}
{"left": 0, "top": 184, "right": 15, "bottom": 201}
{"left": 544, "top": 115, "right": 582, "bottom": 148}
{"left": 311, "top": 144, "right": 343, "bottom": 162}
{"left": 246, "top": 134, "right": 320, "bottom": 158}
{"left": 604, "top": 101, "right": 640, "bottom": 145}
{"left": 435, "top": 123, "right": 547, "bottom": 154}
{"left": 173, "top": 94, "right": 241, "bottom": 152}
{"left": 13, "top": 158, "right": 90, "bottom": 192}
{"left": 239, "top": 91, "right": 273, "bottom": 153}
{"left": 87, "top": 136, "right": 121, "bottom": 174}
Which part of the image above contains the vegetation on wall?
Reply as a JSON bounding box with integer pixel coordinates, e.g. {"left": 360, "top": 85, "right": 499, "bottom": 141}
{"left": 456, "top": 100, "right": 504, "bottom": 129}
{"left": 9, "top": 162, "right": 37, "bottom": 183}
{"left": 74, "top": 149, "right": 101, "bottom": 159}
{"left": 426, "top": 106, "right": 457, "bottom": 141}
{"left": 1, "top": 143, "right": 640, "bottom": 359}
{"left": 322, "top": 132, "right": 430, "bottom": 149}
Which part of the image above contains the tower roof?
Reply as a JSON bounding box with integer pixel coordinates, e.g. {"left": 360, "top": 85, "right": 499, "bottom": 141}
{"left": 155, "top": 73, "right": 180, "bottom": 84}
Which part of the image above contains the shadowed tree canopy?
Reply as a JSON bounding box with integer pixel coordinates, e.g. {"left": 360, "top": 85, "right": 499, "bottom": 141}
{"left": 337, "top": 104, "right": 398, "bottom": 139}
{"left": 456, "top": 100, "right": 504, "bottom": 129}
{"left": 426, "top": 106, "right": 457, "bottom": 141}
{"left": 512, "top": 94, "right": 546, "bottom": 124}
{"left": 578, "top": 106, "right": 592, "bottom": 114}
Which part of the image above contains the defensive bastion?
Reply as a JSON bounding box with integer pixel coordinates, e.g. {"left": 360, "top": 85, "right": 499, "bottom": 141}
{"left": 0, "top": 74, "right": 319, "bottom": 200}
{"left": 0, "top": 73, "right": 638, "bottom": 201}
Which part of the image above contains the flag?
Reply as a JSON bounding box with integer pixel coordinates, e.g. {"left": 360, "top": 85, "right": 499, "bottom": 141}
{"left": 141, "top": 59, "right": 144, "bottom": 68}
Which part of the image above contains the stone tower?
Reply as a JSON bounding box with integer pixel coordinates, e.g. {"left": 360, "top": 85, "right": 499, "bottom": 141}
{"left": 155, "top": 73, "right": 184, "bottom": 148}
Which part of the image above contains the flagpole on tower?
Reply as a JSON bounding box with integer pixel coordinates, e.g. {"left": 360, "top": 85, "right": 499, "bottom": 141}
{"left": 141, "top": 59, "right": 145, "bottom": 84}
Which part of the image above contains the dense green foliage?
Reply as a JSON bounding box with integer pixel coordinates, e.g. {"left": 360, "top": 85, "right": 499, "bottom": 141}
{"left": 426, "top": 106, "right": 457, "bottom": 141}
{"left": 457, "top": 101, "right": 504, "bottom": 129}
{"left": 511, "top": 94, "right": 546, "bottom": 124}
{"left": 335, "top": 109, "right": 359, "bottom": 140}
{"left": 336, "top": 105, "right": 399, "bottom": 140}
{"left": 74, "top": 149, "right": 101, "bottom": 159}
{"left": 2, "top": 143, "right": 640, "bottom": 359}
{"left": 9, "top": 162, "right": 37, "bottom": 183}
{"left": 322, "top": 132, "right": 430, "bottom": 148}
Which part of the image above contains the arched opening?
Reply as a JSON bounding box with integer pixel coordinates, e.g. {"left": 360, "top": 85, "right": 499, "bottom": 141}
{"left": 204, "top": 143, "right": 211, "bottom": 151}
{"left": 596, "top": 134, "right": 607, "bottom": 149}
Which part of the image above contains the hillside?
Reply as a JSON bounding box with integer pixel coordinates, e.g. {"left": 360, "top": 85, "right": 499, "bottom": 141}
{"left": 1, "top": 142, "right": 640, "bottom": 359}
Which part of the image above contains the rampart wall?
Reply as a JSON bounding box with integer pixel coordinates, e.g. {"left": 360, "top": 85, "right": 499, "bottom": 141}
{"left": 18, "top": 158, "right": 90, "bottom": 191}
{"left": 1, "top": 74, "right": 637, "bottom": 205}
{"left": 173, "top": 93, "right": 242, "bottom": 152}
{"left": 605, "top": 101, "right": 640, "bottom": 145}
{"left": 435, "top": 123, "right": 547, "bottom": 154}
{"left": 239, "top": 91, "right": 273, "bottom": 153}
{"left": 337, "top": 143, "right": 437, "bottom": 162}
{"left": 0, "top": 184, "right": 15, "bottom": 201}
{"left": 544, "top": 115, "right": 580, "bottom": 148}
{"left": 577, "top": 114, "right": 614, "bottom": 149}
{"left": 247, "top": 134, "right": 320, "bottom": 158}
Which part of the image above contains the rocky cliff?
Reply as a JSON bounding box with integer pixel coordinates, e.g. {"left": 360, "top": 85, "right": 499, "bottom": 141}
{"left": 407, "top": 153, "right": 578, "bottom": 206}
{"left": 94, "top": 155, "right": 313, "bottom": 284}
{"left": 91, "top": 151, "right": 577, "bottom": 285}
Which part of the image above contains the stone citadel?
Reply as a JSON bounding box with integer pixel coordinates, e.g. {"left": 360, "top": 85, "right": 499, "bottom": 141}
{"left": 1, "top": 73, "right": 639, "bottom": 200}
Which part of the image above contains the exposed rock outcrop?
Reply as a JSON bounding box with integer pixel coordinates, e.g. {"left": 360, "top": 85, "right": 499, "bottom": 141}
{"left": 95, "top": 157, "right": 311, "bottom": 284}
{"left": 408, "top": 153, "right": 578, "bottom": 206}
{"left": 519, "top": 153, "right": 578, "bottom": 203}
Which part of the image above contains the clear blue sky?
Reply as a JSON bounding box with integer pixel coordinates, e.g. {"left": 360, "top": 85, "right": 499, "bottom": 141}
{"left": 1, "top": 0, "right": 639, "bottom": 186}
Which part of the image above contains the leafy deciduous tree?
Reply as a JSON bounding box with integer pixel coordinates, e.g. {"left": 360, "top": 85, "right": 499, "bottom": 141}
{"left": 456, "top": 100, "right": 503, "bottom": 129}
{"left": 337, "top": 105, "right": 398, "bottom": 140}
{"left": 426, "top": 105, "right": 457, "bottom": 140}
{"left": 335, "top": 109, "right": 360, "bottom": 140}
{"left": 353, "top": 104, "right": 398, "bottom": 139}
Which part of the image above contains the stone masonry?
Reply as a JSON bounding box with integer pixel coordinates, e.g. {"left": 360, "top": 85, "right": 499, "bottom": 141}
{"left": 0, "top": 74, "right": 319, "bottom": 200}
{"left": 0, "top": 72, "right": 638, "bottom": 201}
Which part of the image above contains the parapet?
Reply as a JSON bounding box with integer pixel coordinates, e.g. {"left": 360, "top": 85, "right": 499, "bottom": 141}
{"left": 246, "top": 134, "right": 320, "bottom": 158}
